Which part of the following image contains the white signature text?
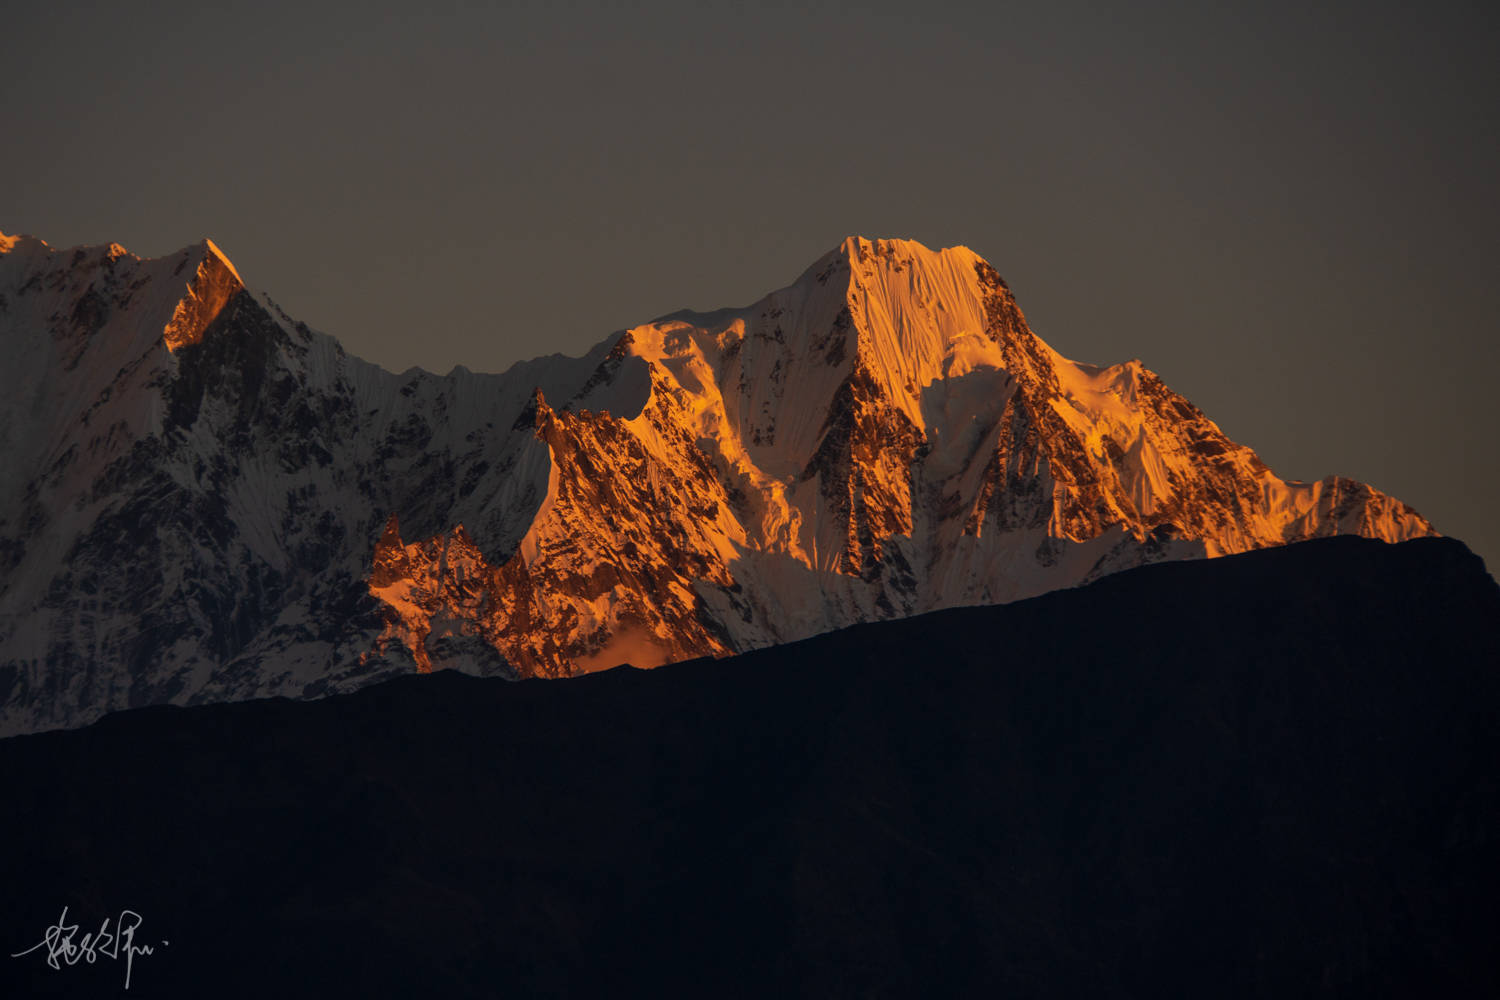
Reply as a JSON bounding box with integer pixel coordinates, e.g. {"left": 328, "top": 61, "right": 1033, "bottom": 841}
{"left": 11, "top": 905, "right": 167, "bottom": 990}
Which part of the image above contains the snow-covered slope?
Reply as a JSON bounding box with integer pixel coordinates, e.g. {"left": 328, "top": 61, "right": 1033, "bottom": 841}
{"left": 0, "top": 230, "right": 1435, "bottom": 734}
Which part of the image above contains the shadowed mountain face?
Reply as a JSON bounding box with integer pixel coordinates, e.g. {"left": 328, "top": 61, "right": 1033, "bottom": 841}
{"left": 1, "top": 537, "right": 1495, "bottom": 998}
{"left": 0, "top": 232, "right": 1436, "bottom": 736}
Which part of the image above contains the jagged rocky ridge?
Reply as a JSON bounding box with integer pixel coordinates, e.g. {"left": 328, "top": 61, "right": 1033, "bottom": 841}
{"left": 0, "top": 231, "right": 1436, "bottom": 734}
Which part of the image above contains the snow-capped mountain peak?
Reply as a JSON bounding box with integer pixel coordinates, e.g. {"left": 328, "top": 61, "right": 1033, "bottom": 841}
{"left": 161, "top": 238, "right": 245, "bottom": 351}
{"left": 200, "top": 237, "right": 242, "bottom": 282}
{"left": 0, "top": 230, "right": 1437, "bottom": 735}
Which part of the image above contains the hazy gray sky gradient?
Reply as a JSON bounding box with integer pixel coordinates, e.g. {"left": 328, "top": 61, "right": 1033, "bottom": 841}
{"left": 5, "top": 1, "right": 1496, "bottom": 569}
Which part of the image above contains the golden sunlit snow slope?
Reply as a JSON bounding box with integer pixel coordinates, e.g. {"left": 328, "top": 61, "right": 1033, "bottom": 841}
{"left": 366, "top": 237, "right": 1434, "bottom": 675}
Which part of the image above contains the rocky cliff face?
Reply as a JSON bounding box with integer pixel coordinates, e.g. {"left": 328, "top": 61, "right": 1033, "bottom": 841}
{"left": 0, "top": 230, "right": 1435, "bottom": 734}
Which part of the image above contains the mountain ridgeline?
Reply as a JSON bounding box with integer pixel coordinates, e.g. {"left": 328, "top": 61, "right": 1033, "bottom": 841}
{"left": 0, "top": 231, "right": 1435, "bottom": 734}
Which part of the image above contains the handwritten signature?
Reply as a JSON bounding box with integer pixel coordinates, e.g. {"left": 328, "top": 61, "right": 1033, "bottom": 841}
{"left": 10, "top": 906, "right": 167, "bottom": 990}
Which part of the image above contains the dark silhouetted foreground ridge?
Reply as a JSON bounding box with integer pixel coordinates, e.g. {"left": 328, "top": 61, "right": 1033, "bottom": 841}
{"left": 1, "top": 536, "right": 1496, "bottom": 997}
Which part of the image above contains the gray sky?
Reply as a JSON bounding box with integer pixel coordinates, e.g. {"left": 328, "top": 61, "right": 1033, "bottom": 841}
{"left": 5, "top": 1, "right": 1496, "bottom": 570}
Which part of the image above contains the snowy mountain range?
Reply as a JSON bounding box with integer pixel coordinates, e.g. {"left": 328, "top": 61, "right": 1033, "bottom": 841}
{"left": 0, "top": 230, "right": 1435, "bottom": 735}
